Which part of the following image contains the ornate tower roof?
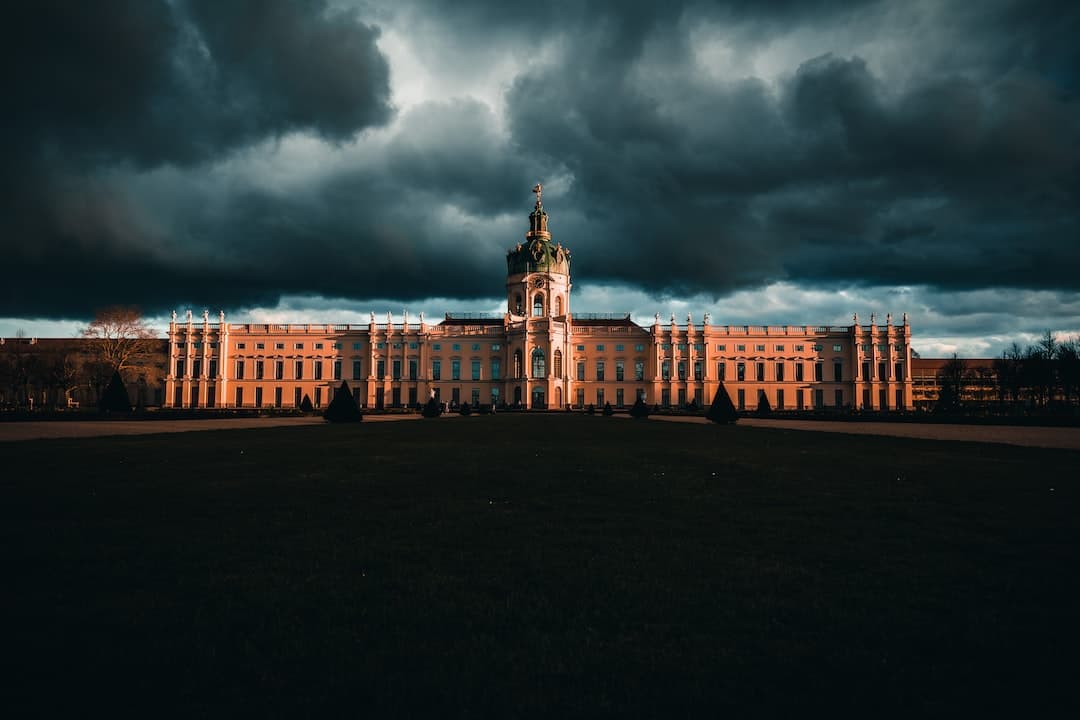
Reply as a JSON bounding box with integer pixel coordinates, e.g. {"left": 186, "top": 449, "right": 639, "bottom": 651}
{"left": 506, "top": 183, "right": 571, "bottom": 275}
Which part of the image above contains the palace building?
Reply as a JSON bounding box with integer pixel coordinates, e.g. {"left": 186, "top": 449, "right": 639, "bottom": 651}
{"left": 164, "top": 186, "right": 914, "bottom": 411}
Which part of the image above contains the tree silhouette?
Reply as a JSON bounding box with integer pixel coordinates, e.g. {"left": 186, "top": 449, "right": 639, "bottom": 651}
{"left": 705, "top": 382, "right": 738, "bottom": 424}
{"left": 324, "top": 381, "right": 362, "bottom": 423}
{"left": 98, "top": 370, "right": 132, "bottom": 413}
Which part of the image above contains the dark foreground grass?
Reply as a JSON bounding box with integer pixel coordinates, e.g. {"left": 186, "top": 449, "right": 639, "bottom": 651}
{"left": 3, "top": 416, "right": 1078, "bottom": 717}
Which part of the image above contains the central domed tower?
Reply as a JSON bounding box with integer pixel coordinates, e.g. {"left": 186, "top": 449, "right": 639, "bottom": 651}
{"left": 506, "top": 183, "right": 571, "bottom": 318}
{"left": 505, "top": 184, "right": 572, "bottom": 409}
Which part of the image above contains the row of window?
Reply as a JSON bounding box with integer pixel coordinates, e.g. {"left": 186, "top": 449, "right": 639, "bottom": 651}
{"left": 715, "top": 361, "right": 906, "bottom": 383}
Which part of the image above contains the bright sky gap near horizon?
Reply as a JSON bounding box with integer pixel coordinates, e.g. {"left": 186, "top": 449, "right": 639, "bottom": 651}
{"left": 3, "top": 1, "right": 1077, "bottom": 357}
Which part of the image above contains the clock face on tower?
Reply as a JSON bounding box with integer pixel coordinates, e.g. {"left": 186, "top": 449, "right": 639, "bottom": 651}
{"left": 531, "top": 277, "right": 546, "bottom": 289}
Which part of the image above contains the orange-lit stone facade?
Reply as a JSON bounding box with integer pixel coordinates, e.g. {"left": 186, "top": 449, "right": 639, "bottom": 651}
{"left": 166, "top": 192, "right": 913, "bottom": 411}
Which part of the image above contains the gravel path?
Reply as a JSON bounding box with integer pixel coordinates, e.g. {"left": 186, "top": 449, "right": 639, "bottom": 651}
{"left": 654, "top": 415, "right": 1080, "bottom": 450}
{"left": 0, "top": 414, "right": 419, "bottom": 443}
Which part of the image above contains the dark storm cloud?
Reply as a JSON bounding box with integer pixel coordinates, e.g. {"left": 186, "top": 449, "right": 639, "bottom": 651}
{"left": 4, "top": 0, "right": 1078, "bottom": 321}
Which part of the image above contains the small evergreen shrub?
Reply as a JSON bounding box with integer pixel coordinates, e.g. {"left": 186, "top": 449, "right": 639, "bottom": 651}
{"left": 422, "top": 396, "right": 443, "bottom": 418}
{"left": 324, "top": 381, "right": 363, "bottom": 423}
{"left": 602, "top": 402, "right": 614, "bottom": 416}
{"left": 706, "top": 382, "right": 739, "bottom": 424}
{"left": 459, "top": 402, "right": 472, "bottom": 416}
{"left": 586, "top": 404, "right": 595, "bottom": 415}
{"left": 756, "top": 392, "right": 772, "bottom": 416}
{"left": 300, "top": 394, "right": 315, "bottom": 413}
{"left": 629, "top": 397, "right": 650, "bottom": 419}
{"left": 98, "top": 370, "right": 132, "bottom": 413}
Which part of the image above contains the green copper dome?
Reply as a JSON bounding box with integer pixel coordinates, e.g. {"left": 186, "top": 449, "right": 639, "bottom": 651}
{"left": 506, "top": 193, "right": 571, "bottom": 275}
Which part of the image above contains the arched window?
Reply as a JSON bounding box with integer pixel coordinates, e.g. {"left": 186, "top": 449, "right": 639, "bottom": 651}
{"left": 554, "top": 295, "right": 563, "bottom": 315}
{"left": 532, "top": 348, "right": 546, "bottom": 378}
{"left": 533, "top": 294, "right": 544, "bottom": 317}
{"left": 514, "top": 294, "right": 523, "bottom": 315}
{"left": 513, "top": 350, "right": 522, "bottom": 377}
{"left": 553, "top": 349, "right": 563, "bottom": 378}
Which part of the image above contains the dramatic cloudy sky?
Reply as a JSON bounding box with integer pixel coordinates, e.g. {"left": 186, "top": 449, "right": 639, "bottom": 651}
{"left": 4, "top": 0, "right": 1078, "bottom": 356}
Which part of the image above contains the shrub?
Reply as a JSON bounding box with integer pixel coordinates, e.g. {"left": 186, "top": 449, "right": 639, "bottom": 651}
{"left": 421, "top": 396, "right": 443, "bottom": 418}
{"left": 98, "top": 370, "right": 132, "bottom": 413}
{"left": 323, "top": 381, "right": 363, "bottom": 423}
{"left": 586, "top": 404, "right": 595, "bottom": 415}
{"left": 459, "top": 402, "right": 472, "bottom": 416}
{"left": 299, "top": 394, "right": 315, "bottom": 413}
{"left": 629, "top": 397, "right": 650, "bottom": 419}
{"left": 756, "top": 392, "right": 772, "bottom": 416}
{"left": 706, "top": 382, "right": 738, "bottom": 424}
{"left": 602, "top": 402, "right": 614, "bottom": 416}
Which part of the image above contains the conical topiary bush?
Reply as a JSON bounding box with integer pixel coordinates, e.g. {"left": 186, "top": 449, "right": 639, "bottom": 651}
{"left": 756, "top": 391, "right": 772, "bottom": 416}
{"left": 324, "top": 381, "right": 363, "bottom": 423}
{"left": 705, "top": 382, "right": 738, "bottom": 424}
{"left": 300, "top": 394, "right": 315, "bottom": 413}
{"left": 629, "top": 396, "right": 650, "bottom": 419}
{"left": 98, "top": 370, "right": 132, "bottom": 413}
{"left": 422, "top": 395, "right": 443, "bottom": 418}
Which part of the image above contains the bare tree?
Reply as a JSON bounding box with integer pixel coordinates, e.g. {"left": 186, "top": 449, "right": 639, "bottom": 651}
{"left": 82, "top": 307, "right": 159, "bottom": 372}
{"left": 935, "top": 354, "right": 969, "bottom": 412}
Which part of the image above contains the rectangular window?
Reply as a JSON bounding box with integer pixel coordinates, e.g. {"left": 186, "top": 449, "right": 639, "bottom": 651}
{"left": 694, "top": 361, "right": 702, "bottom": 381}
{"left": 774, "top": 345, "right": 784, "bottom": 351}
{"left": 616, "top": 388, "right": 624, "bottom": 407}
{"left": 432, "top": 360, "right": 441, "bottom": 380}
{"left": 314, "top": 360, "right": 323, "bottom": 380}
{"left": 491, "top": 359, "right": 501, "bottom": 380}
{"left": 795, "top": 344, "right": 804, "bottom": 352}
{"left": 577, "top": 362, "right": 585, "bottom": 381}
{"left": 334, "top": 360, "right": 342, "bottom": 381}
{"left": 294, "top": 343, "right": 304, "bottom": 350}
{"left": 797, "top": 389, "right": 804, "bottom": 410}
{"left": 737, "top": 389, "right": 745, "bottom": 410}
{"left": 814, "top": 363, "right": 823, "bottom": 382}
{"left": 833, "top": 344, "right": 843, "bottom": 352}
{"left": 236, "top": 343, "right": 246, "bottom": 350}
{"left": 392, "top": 359, "right": 401, "bottom": 380}
{"left": 472, "top": 343, "right": 480, "bottom": 351}
{"left": 352, "top": 342, "right": 362, "bottom": 350}
{"left": 635, "top": 344, "right": 645, "bottom": 352}
{"left": 814, "top": 389, "right": 824, "bottom": 408}
{"left": 471, "top": 360, "right": 481, "bottom": 381}
{"left": 662, "top": 361, "right": 671, "bottom": 380}
{"left": 615, "top": 344, "right": 624, "bottom": 352}
{"left": 878, "top": 362, "right": 887, "bottom": 381}
{"left": 755, "top": 344, "right": 765, "bottom": 352}
{"left": 409, "top": 359, "right": 418, "bottom": 380}
{"left": 678, "top": 388, "right": 686, "bottom": 406}
{"left": 755, "top": 362, "right": 765, "bottom": 382}
{"left": 615, "top": 361, "right": 624, "bottom": 381}
{"left": 596, "top": 361, "right": 605, "bottom": 381}
{"left": 596, "top": 344, "right": 605, "bottom": 351}
{"left": 577, "top": 345, "right": 585, "bottom": 351}
{"left": 895, "top": 362, "right": 904, "bottom": 381}
{"left": 353, "top": 360, "right": 362, "bottom": 380}
{"left": 275, "top": 360, "right": 284, "bottom": 380}
{"left": 776, "top": 389, "right": 784, "bottom": 410}
{"left": 295, "top": 360, "right": 303, "bottom": 380}
{"left": 392, "top": 387, "right": 401, "bottom": 407}
{"left": 736, "top": 344, "right": 746, "bottom": 352}
{"left": 377, "top": 360, "right": 385, "bottom": 379}
{"left": 862, "top": 361, "right": 872, "bottom": 380}
{"left": 333, "top": 342, "right": 342, "bottom": 350}
{"left": 491, "top": 344, "right": 501, "bottom": 351}
{"left": 315, "top": 343, "right": 324, "bottom": 350}
{"left": 775, "top": 363, "right": 784, "bottom": 382}
{"left": 718, "top": 362, "right": 726, "bottom": 381}
{"left": 235, "top": 386, "right": 243, "bottom": 407}
{"left": 451, "top": 360, "right": 460, "bottom": 380}
{"left": 235, "top": 360, "right": 244, "bottom": 380}
{"left": 176, "top": 358, "right": 186, "bottom": 377}
{"left": 315, "top": 387, "right": 322, "bottom": 408}
{"left": 634, "top": 360, "right": 645, "bottom": 381}
{"left": 275, "top": 343, "right": 285, "bottom": 350}
{"left": 294, "top": 387, "right": 302, "bottom": 408}
{"left": 256, "top": 343, "right": 265, "bottom": 350}
{"left": 208, "top": 359, "right": 218, "bottom": 378}
{"left": 835, "top": 389, "right": 844, "bottom": 407}
{"left": 274, "top": 387, "right": 282, "bottom": 408}
{"left": 677, "top": 361, "right": 687, "bottom": 380}
{"left": 661, "top": 389, "right": 670, "bottom": 407}
{"left": 795, "top": 363, "right": 804, "bottom": 382}
{"left": 452, "top": 343, "right": 461, "bottom": 351}
{"left": 833, "top": 363, "right": 842, "bottom": 382}
{"left": 491, "top": 387, "right": 500, "bottom": 405}
{"left": 432, "top": 343, "right": 441, "bottom": 351}
{"left": 716, "top": 344, "right": 726, "bottom": 351}
{"left": 471, "top": 388, "right": 480, "bottom": 406}
{"left": 576, "top": 388, "right": 585, "bottom": 408}
{"left": 255, "top": 360, "right": 264, "bottom": 380}
{"left": 451, "top": 388, "right": 460, "bottom": 404}
{"left": 736, "top": 362, "right": 745, "bottom": 381}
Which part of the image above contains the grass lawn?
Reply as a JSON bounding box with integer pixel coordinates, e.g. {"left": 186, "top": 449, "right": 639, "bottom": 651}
{"left": 3, "top": 415, "right": 1078, "bottom": 717}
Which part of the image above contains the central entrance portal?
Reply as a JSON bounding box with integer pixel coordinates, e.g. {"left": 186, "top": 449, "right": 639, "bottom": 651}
{"left": 531, "top": 386, "right": 546, "bottom": 409}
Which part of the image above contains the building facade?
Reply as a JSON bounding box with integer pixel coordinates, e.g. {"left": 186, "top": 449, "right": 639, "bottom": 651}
{"left": 165, "top": 188, "right": 913, "bottom": 411}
